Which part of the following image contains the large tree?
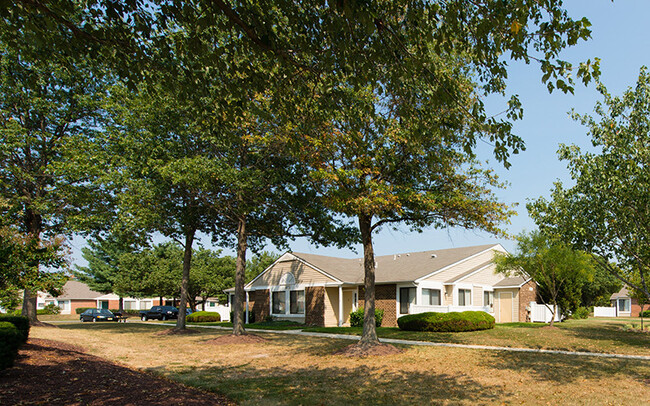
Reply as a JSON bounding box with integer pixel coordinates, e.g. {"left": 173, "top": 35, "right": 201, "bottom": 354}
{"left": 495, "top": 231, "right": 596, "bottom": 326}
{"left": 529, "top": 68, "right": 650, "bottom": 301}
{"left": 0, "top": 17, "right": 110, "bottom": 322}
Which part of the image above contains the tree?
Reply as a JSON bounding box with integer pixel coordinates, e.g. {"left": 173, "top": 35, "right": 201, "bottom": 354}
{"left": 246, "top": 251, "right": 280, "bottom": 284}
{"left": 0, "top": 17, "right": 110, "bottom": 322}
{"left": 189, "top": 248, "right": 235, "bottom": 311}
{"left": 74, "top": 234, "right": 139, "bottom": 311}
{"left": 529, "top": 68, "right": 650, "bottom": 301}
{"left": 580, "top": 265, "right": 621, "bottom": 308}
{"left": 495, "top": 231, "right": 596, "bottom": 326}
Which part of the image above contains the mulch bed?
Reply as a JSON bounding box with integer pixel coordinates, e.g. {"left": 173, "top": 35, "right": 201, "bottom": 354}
{"left": 205, "top": 334, "right": 268, "bottom": 345}
{"left": 334, "top": 342, "right": 403, "bottom": 357}
{"left": 0, "top": 338, "right": 233, "bottom": 406}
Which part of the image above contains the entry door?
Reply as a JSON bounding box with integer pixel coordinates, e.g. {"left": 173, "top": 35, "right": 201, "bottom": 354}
{"left": 400, "top": 287, "right": 416, "bottom": 315}
{"left": 99, "top": 301, "right": 109, "bottom": 310}
{"left": 499, "top": 292, "right": 513, "bottom": 323}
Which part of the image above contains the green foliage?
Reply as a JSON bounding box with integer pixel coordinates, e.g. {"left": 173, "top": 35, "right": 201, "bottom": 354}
{"left": 0, "top": 315, "right": 30, "bottom": 344}
{"left": 581, "top": 266, "right": 622, "bottom": 307}
{"left": 75, "top": 307, "right": 95, "bottom": 315}
{"left": 397, "top": 311, "right": 495, "bottom": 332}
{"left": 640, "top": 310, "right": 650, "bottom": 318}
{"left": 529, "top": 68, "right": 650, "bottom": 301}
{"left": 38, "top": 304, "right": 61, "bottom": 315}
{"left": 187, "top": 311, "right": 221, "bottom": 323}
{"left": 0, "top": 321, "right": 21, "bottom": 370}
{"left": 571, "top": 307, "right": 590, "bottom": 319}
{"left": 350, "top": 308, "right": 384, "bottom": 328}
{"left": 495, "top": 231, "right": 596, "bottom": 321}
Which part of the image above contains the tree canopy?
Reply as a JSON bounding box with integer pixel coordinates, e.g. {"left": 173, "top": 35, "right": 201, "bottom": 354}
{"left": 529, "top": 68, "right": 650, "bottom": 300}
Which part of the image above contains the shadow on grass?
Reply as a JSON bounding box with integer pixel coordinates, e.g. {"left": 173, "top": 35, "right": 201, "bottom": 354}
{"left": 55, "top": 322, "right": 211, "bottom": 335}
{"left": 167, "top": 362, "right": 509, "bottom": 405}
{"left": 484, "top": 350, "right": 650, "bottom": 385}
{"left": 559, "top": 320, "right": 650, "bottom": 352}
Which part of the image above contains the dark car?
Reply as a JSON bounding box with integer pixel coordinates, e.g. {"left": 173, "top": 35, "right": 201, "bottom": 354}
{"left": 139, "top": 306, "right": 179, "bottom": 321}
{"left": 80, "top": 308, "right": 118, "bottom": 322}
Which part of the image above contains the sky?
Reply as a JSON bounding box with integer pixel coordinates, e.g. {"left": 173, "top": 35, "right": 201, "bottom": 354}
{"left": 70, "top": 0, "right": 650, "bottom": 265}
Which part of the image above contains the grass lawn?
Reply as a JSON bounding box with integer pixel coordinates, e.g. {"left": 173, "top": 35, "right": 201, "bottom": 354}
{"left": 29, "top": 322, "right": 650, "bottom": 405}
{"left": 303, "top": 317, "right": 650, "bottom": 356}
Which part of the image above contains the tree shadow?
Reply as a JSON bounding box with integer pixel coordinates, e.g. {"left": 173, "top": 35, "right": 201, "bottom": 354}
{"left": 483, "top": 350, "right": 650, "bottom": 386}
{"left": 56, "top": 322, "right": 213, "bottom": 336}
{"left": 559, "top": 321, "right": 650, "bottom": 352}
{"left": 169, "top": 362, "right": 510, "bottom": 405}
{"left": 0, "top": 339, "right": 230, "bottom": 406}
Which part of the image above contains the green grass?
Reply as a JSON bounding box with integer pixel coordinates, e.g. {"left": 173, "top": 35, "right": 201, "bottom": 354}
{"left": 303, "top": 318, "right": 650, "bottom": 355}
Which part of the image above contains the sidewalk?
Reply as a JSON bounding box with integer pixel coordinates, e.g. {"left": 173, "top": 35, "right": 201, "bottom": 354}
{"left": 171, "top": 322, "right": 650, "bottom": 362}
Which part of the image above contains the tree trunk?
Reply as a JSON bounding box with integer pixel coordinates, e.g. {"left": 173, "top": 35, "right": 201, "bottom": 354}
{"left": 175, "top": 229, "right": 195, "bottom": 331}
{"left": 232, "top": 217, "right": 248, "bottom": 336}
{"left": 358, "top": 214, "right": 379, "bottom": 347}
{"left": 21, "top": 288, "right": 38, "bottom": 323}
{"left": 118, "top": 297, "right": 124, "bottom": 312}
{"left": 201, "top": 298, "right": 206, "bottom": 311}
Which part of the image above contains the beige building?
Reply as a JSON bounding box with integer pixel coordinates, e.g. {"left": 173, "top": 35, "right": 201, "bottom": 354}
{"left": 234, "top": 244, "right": 537, "bottom": 327}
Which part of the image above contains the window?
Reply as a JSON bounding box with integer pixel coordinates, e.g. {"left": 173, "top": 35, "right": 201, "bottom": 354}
{"left": 290, "top": 290, "right": 305, "bottom": 314}
{"left": 422, "top": 289, "right": 441, "bottom": 306}
{"left": 400, "top": 287, "right": 416, "bottom": 314}
{"left": 272, "top": 291, "right": 286, "bottom": 314}
{"left": 209, "top": 301, "right": 216, "bottom": 307}
{"left": 618, "top": 298, "right": 631, "bottom": 312}
{"left": 57, "top": 300, "right": 69, "bottom": 311}
{"left": 140, "top": 300, "right": 152, "bottom": 310}
{"left": 484, "top": 291, "right": 494, "bottom": 308}
{"left": 124, "top": 301, "right": 136, "bottom": 310}
{"left": 458, "top": 289, "right": 471, "bottom": 306}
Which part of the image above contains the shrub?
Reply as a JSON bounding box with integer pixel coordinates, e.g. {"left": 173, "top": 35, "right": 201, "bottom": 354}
{"left": 110, "top": 309, "right": 140, "bottom": 315}
{"left": 75, "top": 307, "right": 95, "bottom": 314}
{"left": 0, "top": 315, "right": 30, "bottom": 344}
{"left": 0, "top": 321, "right": 22, "bottom": 370}
{"left": 37, "top": 303, "right": 61, "bottom": 315}
{"left": 187, "top": 311, "right": 221, "bottom": 323}
{"left": 229, "top": 310, "right": 255, "bottom": 324}
{"left": 640, "top": 310, "right": 650, "bottom": 318}
{"left": 349, "top": 307, "right": 384, "bottom": 327}
{"left": 571, "top": 307, "right": 589, "bottom": 319}
{"left": 397, "top": 311, "right": 495, "bottom": 332}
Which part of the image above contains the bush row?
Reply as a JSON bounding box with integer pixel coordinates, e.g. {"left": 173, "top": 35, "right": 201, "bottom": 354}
{"left": 397, "top": 311, "right": 495, "bottom": 332}
{"left": 0, "top": 316, "right": 29, "bottom": 370}
{"left": 641, "top": 310, "right": 650, "bottom": 318}
{"left": 187, "top": 311, "right": 221, "bottom": 323}
{"left": 349, "top": 307, "right": 384, "bottom": 327}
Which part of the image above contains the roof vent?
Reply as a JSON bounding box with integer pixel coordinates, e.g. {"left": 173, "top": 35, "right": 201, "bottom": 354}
{"left": 431, "top": 254, "right": 437, "bottom": 259}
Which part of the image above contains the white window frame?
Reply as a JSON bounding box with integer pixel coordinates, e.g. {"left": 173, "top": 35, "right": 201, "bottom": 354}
{"left": 458, "top": 288, "right": 472, "bottom": 306}
{"left": 269, "top": 285, "right": 306, "bottom": 317}
{"left": 618, "top": 298, "right": 631, "bottom": 312}
{"left": 422, "top": 288, "right": 442, "bottom": 306}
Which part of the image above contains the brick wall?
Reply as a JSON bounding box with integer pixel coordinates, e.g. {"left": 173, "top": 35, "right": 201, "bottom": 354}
{"left": 631, "top": 298, "right": 645, "bottom": 317}
{"left": 250, "top": 290, "right": 269, "bottom": 322}
{"left": 70, "top": 300, "right": 97, "bottom": 314}
{"left": 358, "top": 284, "right": 397, "bottom": 327}
{"left": 518, "top": 280, "right": 537, "bottom": 322}
{"left": 305, "top": 287, "right": 325, "bottom": 326}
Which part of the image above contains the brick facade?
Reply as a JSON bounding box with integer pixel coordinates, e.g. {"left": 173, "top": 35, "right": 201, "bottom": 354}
{"left": 305, "top": 287, "right": 325, "bottom": 326}
{"left": 250, "top": 289, "right": 270, "bottom": 322}
{"left": 358, "top": 284, "right": 398, "bottom": 327}
{"left": 518, "top": 280, "right": 538, "bottom": 322}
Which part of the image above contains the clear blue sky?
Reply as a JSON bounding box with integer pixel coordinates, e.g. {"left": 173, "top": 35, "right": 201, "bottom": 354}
{"left": 70, "top": 0, "right": 650, "bottom": 265}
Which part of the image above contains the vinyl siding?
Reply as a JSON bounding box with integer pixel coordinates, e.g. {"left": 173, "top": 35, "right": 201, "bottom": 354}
{"left": 421, "top": 249, "right": 497, "bottom": 283}
{"left": 462, "top": 264, "right": 503, "bottom": 285}
{"left": 250, "top": 259, "right": 336, "bottom": 289}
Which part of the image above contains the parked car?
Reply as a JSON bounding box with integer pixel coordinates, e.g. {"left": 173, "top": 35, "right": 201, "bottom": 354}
{"left": 80, "top": 308, "right": 118, "bottom": 322}
{"left": 139, "top": 306, "right": 179, "bottom": 321}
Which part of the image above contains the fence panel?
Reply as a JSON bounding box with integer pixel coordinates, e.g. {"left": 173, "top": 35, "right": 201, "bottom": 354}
{"left": 529, "top": 302, "right": 561, "bottom": 323}
{"left": 594, "top": 306, "right": 617, "bottom": 317}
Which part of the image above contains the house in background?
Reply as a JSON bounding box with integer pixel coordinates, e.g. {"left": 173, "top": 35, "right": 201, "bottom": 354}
{"left": 232, "top": 244, "right": 538, "bottom": 327}
{"left": 609, "top": 287, "right": 645, "bottom": 317}
{"left": 38, "top": 280, "right": 163, "bottom": 314}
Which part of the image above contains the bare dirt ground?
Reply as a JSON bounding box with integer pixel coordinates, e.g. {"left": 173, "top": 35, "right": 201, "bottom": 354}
{"left": 0, "top": 338, "right": 233, "bottom": 406}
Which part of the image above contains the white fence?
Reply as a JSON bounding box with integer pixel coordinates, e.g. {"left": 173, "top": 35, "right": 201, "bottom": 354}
{"left": 410, "top": 304, "right": 493, "bottom": 315}
{"left": 594, "top": 306, "right": 617, "bottom": 317}
{"left": 203, "top": 304, "right": 231, "bottom": 321}
{"left": 529, "top": 302, "right": 561, "bottom": 323}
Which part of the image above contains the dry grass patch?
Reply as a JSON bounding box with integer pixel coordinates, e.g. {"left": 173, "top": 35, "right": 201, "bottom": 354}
{"left": 29, "top": 323, "right": 650, "bottom": 405}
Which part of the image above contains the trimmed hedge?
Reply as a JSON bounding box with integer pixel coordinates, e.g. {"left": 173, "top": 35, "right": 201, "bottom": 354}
{"left": 397, "top": 311, "right": 495, "bottom": 332}
{"left": 0, "top": 321, "right": 23, "bottom": 370}
{"left": 187, "top": 311, "right": 221, "bottom": 323}
{"left": 75, "top": 307, "right": 95, "bottom": 314}
{"left": 0, "top": 315, "right": 30, "bottom": 344}
{"left": 350, "top": 307, "right": 384, "bottom": 327}
{"left": 640, "top": 310, "right": 650, "bottom": 318}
